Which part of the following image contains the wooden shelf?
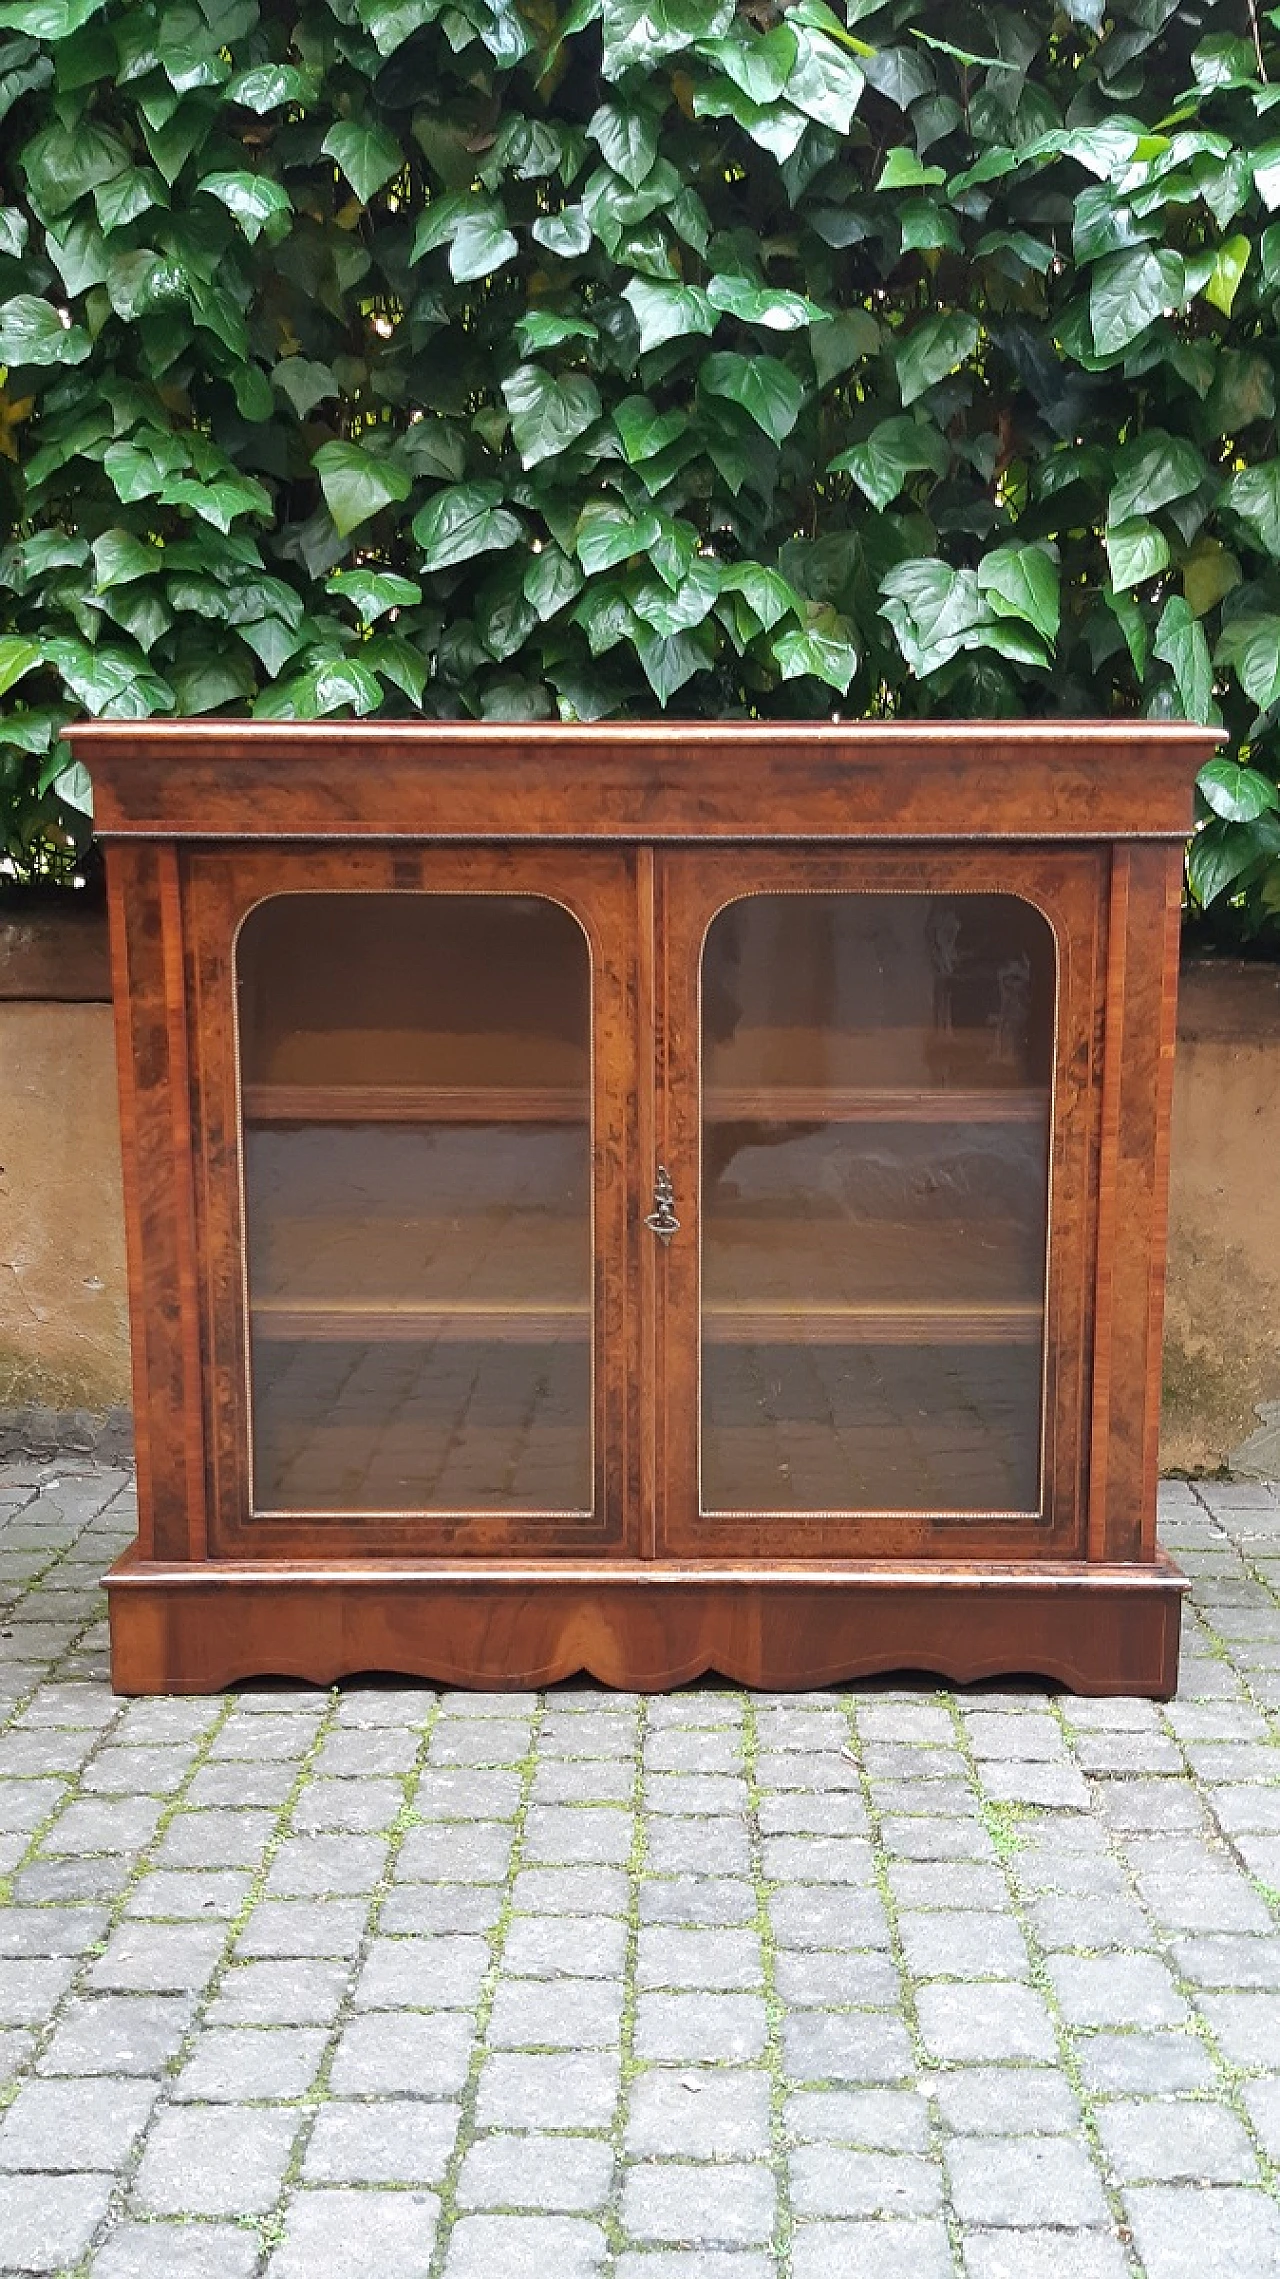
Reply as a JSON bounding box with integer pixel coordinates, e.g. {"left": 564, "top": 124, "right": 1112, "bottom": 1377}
{"left": 243, "top": 1080, "right": 1045, "bottom": 1127}
{"left": 705, "top": 1086, "right": 1046, "bottom": 1125}
{"left": 250, "top": 1296, "right": 1040, "bottom": 1346}
{"left": 242, "top": 1082, "right": 586, "bottom": 1124}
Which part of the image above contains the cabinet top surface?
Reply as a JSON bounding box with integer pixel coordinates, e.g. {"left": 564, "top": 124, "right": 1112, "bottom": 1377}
{"left": 68, "top": 718, "right": 1218, "bottom": 843}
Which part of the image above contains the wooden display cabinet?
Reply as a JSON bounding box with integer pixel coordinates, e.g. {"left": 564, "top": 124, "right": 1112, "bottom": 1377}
{"left": 69, "top": 720, "right": 1216, "bottom": 1695}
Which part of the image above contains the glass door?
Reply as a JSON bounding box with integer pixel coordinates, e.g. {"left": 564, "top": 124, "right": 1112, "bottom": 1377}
{"left": 655, "top": 850, "right": 1103, "bottom": 1559}
{"left": 187, "top": 848, "right": 638, "bottom": 1556}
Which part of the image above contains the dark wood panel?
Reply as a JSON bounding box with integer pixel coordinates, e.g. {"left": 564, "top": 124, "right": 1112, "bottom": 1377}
{"left": 105, "top": 1548, "right": 1186, "bottom": 1697}
{"left": 72, "top": 721, "right": 1212, "bottom": 843}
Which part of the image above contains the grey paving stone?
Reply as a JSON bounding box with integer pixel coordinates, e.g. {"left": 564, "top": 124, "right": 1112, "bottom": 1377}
{"left": 879, "top": 1817, "right": 995, "bottom": 1862}
{"left": 265, "top": 2187, "right": 439, "bottom": 2278}
{"left": 89, "top": 1923, "right": 228, "bottom": 1995}
{"left": 1074, "top": 2030, "right": 1217, "bottom": 2094}
{"left": 430, "top": 1719, "right": 532, "bottom": 1766}
{"left": 315, "top": 1726, "right": 421, "bottom": 1776}
{"left": 634, "top": 1993, "right": 767, "bottom": 2063}
{"left": 171, "top": 2025, "right": 328, "bottom": 2101}
{"left": 156, "top": 1809, "right": 277, "bottom": 1869}
{"left": 1094, "top": 1781, "right": 1209, "bottom": 1834}
{"left": 265, "top": 1833, "right": 390, "bottom": 1896}
{"left": 1196, "top": 1991, "right": 1280, "bottom": 2067}
{"left": 37, "top": 1993, "right": 196, "bottom": 2076}
{"left": 132, "top": 2104, "right": 301, "bottom": 2214}
{"left": 785, "top": 2089, "right": 929, "bottom": 2151}
{"left": 979, "top": 1761, "right": 1091, "bottom": 1809}
{"left": 916, "top": 1983, "right": 1058, "bottom": 2064}
{"left": 185, "top": 1760, "right": 298, "bottom": 1808}
{"left": 0, "top": 1777, "right": 68, "bottom": 1832}
{"left": 758, "top": 1792, "right": 868, "bottom": 1837}
{"left": 961, "top": 2230, "right": 1131, "bottom": 2279}
{"left": 781, "top": 2011, "right": 914, "bottom": 2085}
{"left": 898, "top": 1911, "right": 1030, "bottom": 1981}
{"left": 1026, "top": 1893, "right": 1155, "bottom": 1950}
{"left": 414, "top": 1770, "right": 523, "bottom": 1821}
{"left": 122, "top": 1869, "right": 254, "bottom": 1919}
{"left": 397, "top": 1824, "right": 514, "bottom": 1883}
{"left": 442, "top": 2214, "right": 607, "bottom": 2277}
{"left": 521, "top": 1806, "right": 631, "bottom": 1864}
{"left": 489, "top": 1977, "right": 623, "bottom": 2049}
{"left": 0, "top": 1905, "right": 108, "bottom": 1959}
{"left": 945, "top": 2136, "right": 1110, "bottom": 2227}
{"left": 1096, "top": 2096, "right": 1256, "bottom": 2183}
{"left": 768, "top": 1888, "right": 891, "bottom": 1950}
{"left": 761, "top": 1835, "right": 875, "bottom": 1883}
{"left": 774, "top": 1952, "right": 899, "bottom": 2010}
{"left": 1124, "top": 2184, "right": 1280, "bottom": 2277}
{"left": 790, "top": 2145, "right": 942, "bottom": 2219}
{"left": 887, "top": 1862, "right": 1008, "bottom": 1912}
{"left": 1048, "top": 1954, "right": 1190, "bottom": 2029}
{"left": 532, "top": 1760, "right": 634, "bottom": 1804}
{"left": 354, "top": 1936, "right": 488, "bottom": 2010}
{"left": 790, "top": 2218, "right": 954, "bottom": 2279}
{"left": 626, "top": 2069, "right": 771, "bottom": 2159}
{"left": 303, "top": 2100, "right": 460, "bottom": 2184}
{"left": 510, "top": 1867, "right": 629, "bottom": 1915}
{"left": 290, "top": 1775, "right": 404, "bottom": 1833}
{"left": 1170, "top": 1933, "right": 1280, "bottom": 1987}
{"left": 206, "top": 1958, "right": 349, "bottom": 2027}
{"left": 646, "top": 1820, "right": 751, "bottom": 1875}
{"left": 39, "top": 1797, "right": 165, "bottom": 1855}
{"left": 645, "top": 1728, "right": 745, "bottom": 1773}
{"left": 932, "top": 2067, "right": 1080, "bottom": 2136}
{"left": 80, "top": 1746, "right": 196, "bottom": 1795}
{"left": 329, "top": 2010, "right": 476, "bottom": 2095}
{"left": 620, "top": 2162, "right": 775, "bottom": 2244}
{"left": 381, "top": 1886, "right": 503, "bottom": 1936}
{"left": 476, "top": 2051, "right": 620, "bottom": 2132}
{"left": 637, "top": 1928, "right": 763, "bottom": 1991}
{"left": 0, "top": 2028, "right": 36, "bottom": 2087}
{"left": 0, "top": 2075, "right": 158, "bottom": 2169}
{"left": 0, "top": 2171, "right": 114, "bottom": 2268}
{"left": 89, "top": 2221, "right": 263, "bottom": 2279}
{"left": 0, "top": 1953, "right": 76, "bottom": 2022}
{"left": 236, "top": 1899, "right": 371, "bottom": 1957}
{"left": 458, "top": 2133, "right": 614, "bottom": 2210}
{"left": 614, "top": 2257, "right": 772, "bottom": 2279}
{"left": 504, "top": 1913, "right": 627, "bottom": 1979}
{"left": 1135, "top": 1874, "right": 1274, "bottom": 1933}
{"left": 638, "top": 1879, "right": 756, "bottom": 1928}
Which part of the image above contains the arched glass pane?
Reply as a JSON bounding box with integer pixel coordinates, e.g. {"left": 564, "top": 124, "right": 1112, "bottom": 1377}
{"left": 700, "top": 892, "right": 1055, "bottom": 1515}
{"left": 237, "top": 893, "right": 592, "bottom": 1514}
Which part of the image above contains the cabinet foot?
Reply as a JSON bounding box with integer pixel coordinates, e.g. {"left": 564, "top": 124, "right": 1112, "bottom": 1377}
{"left": 106, "top": 1552, "right": 1186, "bottom": 1697}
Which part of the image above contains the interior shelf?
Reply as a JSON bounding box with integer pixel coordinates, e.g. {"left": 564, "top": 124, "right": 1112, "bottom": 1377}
{"left": 242, "top": 1080, "right": 1045, "bottom": 1127}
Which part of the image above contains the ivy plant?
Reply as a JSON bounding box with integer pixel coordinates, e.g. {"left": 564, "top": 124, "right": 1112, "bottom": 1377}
{"left": 2, "top": 0, "right": 1280, "bottom": 939}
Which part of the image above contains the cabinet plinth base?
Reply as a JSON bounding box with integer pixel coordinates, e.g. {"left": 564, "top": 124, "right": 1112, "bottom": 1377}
{"left": 106, "top": 1551, "right": 1186, "bottom": 1697}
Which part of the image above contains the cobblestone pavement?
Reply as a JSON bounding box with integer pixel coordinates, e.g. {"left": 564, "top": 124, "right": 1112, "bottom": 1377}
{"left": 1, "top": 1466, "right": 1280, "bottom": 2277}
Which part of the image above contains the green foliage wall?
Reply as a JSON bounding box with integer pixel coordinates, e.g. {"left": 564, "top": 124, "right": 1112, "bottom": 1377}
{"left": 2, "top": 0, "right": 1280, "bottom": 936}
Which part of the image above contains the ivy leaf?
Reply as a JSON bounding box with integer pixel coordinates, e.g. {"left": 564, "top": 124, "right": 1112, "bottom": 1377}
{"left": 256, "top": 653, "right": 384, "bottom": 720}
{"left": 197, "top": 171, "right": 292, "bottom": 245}
{"left": 1204, "top": 234, "right": 1250, "bottom": 317}
{"left": 614, "top": 395, "right": 687, "bottom": 463}
{"left": 587, "top": 100, "right": 661, "bottom": 189}
{"left": 326, "top": 567, "right": 422, "bottom": 624}
{"left": 977, "top": 544, "right": 1060, "bottom": 647}
{"left": 773, "top": 609, "right": 859, "bottom": 691}
{"left": 829, "top": 415, "right": 947, "bottom": 509}
{"left": 321, "top": 121, "right": 404, "bottom": 205}
{"left": 313, "top": 442, "right": 412, "bottom": 537}
{"left": 1225, "top": 622, "right": 1280, "bottom": 712}
{"left": 0, "top": 635, "right": 40, "bottom": 700}
{"left": 92, "top": 529, "right": 161, "bottom": 590}
{"left": 20, "top": 120, "right": 128, "bottom": 215}
{"left": 630, "top": 554, "right": 719, "bottom": 634}
{"left": 895, "top": 312, "right": 979, "bottom": 408}
{"left": 700, "top": 352, "right": 805, "bottom": 443}
{"left": 623, "top": 277, "right": 716, "bottom": 353}
{"left": 42, "top": 635, "right": 175, "bottom": 720}
{"left": 1187, "top": 816, "right": 1265, "bottom": 907}
{"left": 1224, "top": 462, "right": 1280, "bottom": 557}
{"left": 1153, "top": 596, "right": 1213, "bottom": 721}
{"left": 531, "top": 209, "right": 592, "bottom": 259}
{"left": 706, "top": 275, "right": 827, "bottom": 331}
{"left": 1089, "top": 246, "right": 1185, "bottom": 355}
{"left": 876, "top": 150, "right": 945, "bottom": 191}
{"left": 575, "top": 498, "right": 663, "bottom": 575}
{"left": 0, "top": 294, "right": 90, "bottom": 366}
{"left": 364, "top": 629, "right": 428, "bottom": 703}
{"left": 632, "top": 622, "right": 714, "bottom": 703}
{"left": 879, "top": 559, "right": 986, "bottom": 676}
{"left": 502, "top": 363, "right": 603, "bottom": 468}
{"left": 1197, "top": 757, "right": 1276, "bottom": 822}
{"left": 514, "top": 311, "right": 599, "bottom": 354}
{"left": 784, "top": 28, "right": 864, "bottom": 132}
{"left": 225, "top": 63, "right": 317, "bottom": 112}
{"left": 356, "top": 0, "right": 444, "bottom": 54}
{"left": 524, "top": 544, "right": 583, "bottom": 620}
{"left": 273, "top": 359, "right": 340, "bottom": 419}
{"left": 413, "top": 482, "right": 525, "bottom": 570}
{"left": 1104, "top": 517, "right": 1170, "bottom": 592}
{"left": 1108, "top": 432, "right": 1206, "bottom": 526}
{"left": 697, "top": 26, "right": 798, "bottom": 103}
{"left": 718, "top": 561, "right": 802, "bottom": 633}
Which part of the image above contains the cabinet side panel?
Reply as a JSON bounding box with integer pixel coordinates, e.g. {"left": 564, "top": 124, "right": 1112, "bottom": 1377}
{"left": 105, "top": 843, "right": 206, "bottom": 1560}
{"left": 1089, "top": 845, "right": 1182, "bottom": 1563}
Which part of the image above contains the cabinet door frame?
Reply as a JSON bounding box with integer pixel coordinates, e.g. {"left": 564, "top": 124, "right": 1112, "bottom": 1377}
{"left": 653, "top": 844, "right": 1108, "bottom": 1561}
{"left": 183, "top": 841, "right": 641, "bottom": 1559}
